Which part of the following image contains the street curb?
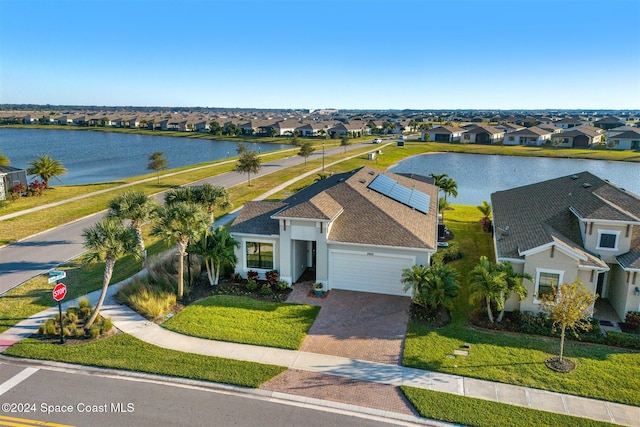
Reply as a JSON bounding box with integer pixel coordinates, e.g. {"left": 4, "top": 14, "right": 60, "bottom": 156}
{"left": 0, "top": 355, "right": 447, "bottom": 427}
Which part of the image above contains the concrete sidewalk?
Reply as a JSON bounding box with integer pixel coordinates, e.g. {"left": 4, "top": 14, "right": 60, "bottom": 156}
{"left": 0, "top": 280, "right": 638, "bottom": 426}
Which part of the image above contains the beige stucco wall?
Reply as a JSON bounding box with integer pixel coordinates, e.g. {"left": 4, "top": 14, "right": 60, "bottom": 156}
{"left": 584, "top": 222, "right": 633, "bottom": 262}
{"left": 233, "top": 234, "right": 280, "bottom": 280}
{"left": 609, "top": 265, "right": 640, "bottom": 320}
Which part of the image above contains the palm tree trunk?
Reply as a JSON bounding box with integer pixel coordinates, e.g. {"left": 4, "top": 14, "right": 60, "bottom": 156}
{"left": 496, "top": 292, "right": 505, "bottom": 322}
{"left": 205, "top": 258, "right": 215, "bottom": 286}
{"left": 486, "top": 296, "right": 494, "bottom": 323}
{"left": 176, "top": 240, "right": 187, "bottom": 299}
{"left": 135, "top": 225, "right": 147, "bottom": 267}
{"left": 214, "top": 261, "right": 220, "bottom": 286}
{"left": 85, "top": 258, "right": 114, "bottom": 329}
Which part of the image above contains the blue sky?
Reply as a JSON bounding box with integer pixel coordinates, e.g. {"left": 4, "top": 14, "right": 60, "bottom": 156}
{"left": 1, "top": 0, "right": 639, "bottom": 110}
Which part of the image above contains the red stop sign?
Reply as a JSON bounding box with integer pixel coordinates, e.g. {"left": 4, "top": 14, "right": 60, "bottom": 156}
{"left": 52, "top": 283, "right": 67, "bottom": 302}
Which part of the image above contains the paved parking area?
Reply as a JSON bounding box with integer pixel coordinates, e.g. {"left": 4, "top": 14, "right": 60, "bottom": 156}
{"left": 288, "top": 283, "right": 411, "bottom": 365}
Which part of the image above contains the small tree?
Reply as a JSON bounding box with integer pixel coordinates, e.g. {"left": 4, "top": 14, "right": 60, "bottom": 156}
{"left": 540, "top": 279, "right": 596, "bottom": 366}
{"left": 235, "top": 148, "right": 261, "bottom": 186}
{"left": 148, "top": 151, "right": 168, "bottom": 184}
{"left": 27, "top": 154, "right": 67, "bottom": 188}
{"left": 298, "top": 141, "right": 315, "bottom": 165}
{"left": 340, "top": 134, "right": 351, "bottom": 153}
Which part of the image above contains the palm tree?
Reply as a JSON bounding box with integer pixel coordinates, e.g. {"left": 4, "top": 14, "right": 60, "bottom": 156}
{"left": 438, "top": 197, "right": 450, "bottom": 220}
{"left": 430, "top": 173, "right": 448, "bottom": 188}
{"left": 27, "top": 154, "right": 67, "bottom": 188}
{"left": 468, "top": 256, "right": 506, "bottom": 323}
{"left": 193, "top": 184, "right": 231, "bottom": 225}
{"left": 477, "top": 200, "right": 492, "bottom": 220}
{"left": 164, "top": 186, "right": 196, "bottom": 205}
{"left": 82, "top": 217, "right": 139, "bottom": 329}
{"left": 152, "top": 202, "right": 209, "bottom": 299}
{"left": 495, "top": 262, "right": 532, "bottom": 322}
{"left": 189, "top": 226, "right": 239, "bottom": 286}
{"left": 402, "top": 264, "right": 460, "bottom": 313}
{"left": 0, "top": 150, "right": 9, "bottom": 166}
{"left": 439, "top": 177, "right": 458, "bottom": 202}
{"left": 108, "top": 191, "right": 158, "bottom": 266}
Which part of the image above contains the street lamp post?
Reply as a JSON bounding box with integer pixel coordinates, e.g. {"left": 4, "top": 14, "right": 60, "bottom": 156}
{"left": 322, "top": 142, "right": 325, "bottom": 172}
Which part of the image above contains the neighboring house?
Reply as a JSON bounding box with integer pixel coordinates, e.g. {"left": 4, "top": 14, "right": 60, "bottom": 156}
{"left": 503, "top": 126, "right": 552, "bottom": 146}
{"left": 0, "top": 166, "right": 29, "bottom": 200}
{"left": 552, "top": 126, "right": 604, "bottom": 148}
{"left": 495, "top": 122, "right": 525, "bottom": 134}
{"left": 229, "top": 167, "right": 439, "bottom": 296}
{"left": 593, "top": 116, "right": 625, "bottom": 130}
{"left": 491, "top": 172, "right": 640, "bottom": 321}
{"left": 168, "top": 119, "right": 187, "bottom": 131}
{"left": 295, "top": 121, "right": 329, "bottom": 137}
{"left": 536, "top": 122, "right": 562, "bottom": 134}
{"left": 554, "top": 117, "right": 585, "bottom": 129}
{"left": 461, "top": 124, "right": 505, "bottom": 144}
{"left": 328, "top": 122, "right": 366, "bottom": 138}
{"left": 422, "top": 125, "right": 465, "bottom": 142}
{"left": 607, "top": 130, "right": 640, "bottom": 150}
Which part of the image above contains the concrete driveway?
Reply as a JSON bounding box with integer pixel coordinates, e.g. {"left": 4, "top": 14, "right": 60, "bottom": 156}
{"left": 288, "top": 283, "right": 411, "bottom": 365}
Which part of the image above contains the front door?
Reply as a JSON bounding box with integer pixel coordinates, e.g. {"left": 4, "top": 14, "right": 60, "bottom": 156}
{"left": 596, "top": 272, "right": 606, "bottom": 297}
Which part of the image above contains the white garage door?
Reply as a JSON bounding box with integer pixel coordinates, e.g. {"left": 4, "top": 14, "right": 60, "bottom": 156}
{"left": 329, "top": 251, "right": 414, "bottom": 296}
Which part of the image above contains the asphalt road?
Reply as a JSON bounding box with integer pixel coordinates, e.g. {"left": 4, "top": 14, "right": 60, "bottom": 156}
{"left": 0, "top": 358, "right": 416, "bottom": 427}
{"left": 0, "top": 142, "right": 375, "bottom": 295}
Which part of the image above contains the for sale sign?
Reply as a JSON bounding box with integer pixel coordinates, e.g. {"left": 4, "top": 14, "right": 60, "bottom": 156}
{"left": 52, "top": 283, "right": 67, "bottom": 302}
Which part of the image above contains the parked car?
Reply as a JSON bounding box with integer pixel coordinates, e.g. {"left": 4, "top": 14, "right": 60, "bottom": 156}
{"left": 372, "top": 138, "right": 382, "bottom": 144}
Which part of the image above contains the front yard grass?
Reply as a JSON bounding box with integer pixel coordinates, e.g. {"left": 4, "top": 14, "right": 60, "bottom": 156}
{"left": 402, "top": 204, "right": 640, "bottom": 406}
{"left": 401, "top": 387, "right": 617, "bottom": 427}
{"left": 162, "top": 295, "right": 320, "bottom": 350}
{"left": 4, "top": 334, "right": 284, "bottom": 388}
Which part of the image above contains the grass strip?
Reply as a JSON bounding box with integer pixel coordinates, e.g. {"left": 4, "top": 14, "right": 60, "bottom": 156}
{"left": 163, "top": 295, "right": 320, "bottom": 350}
{"left": 4, "top": 334, "right": 285, "bottom": 388}
{"left": 401, "top": 386, "right": 617, "bottom": 427}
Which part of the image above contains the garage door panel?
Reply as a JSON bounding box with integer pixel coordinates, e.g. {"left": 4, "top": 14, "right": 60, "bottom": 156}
{"left": 329, "top": 252, "right": 413, "bottom": 296}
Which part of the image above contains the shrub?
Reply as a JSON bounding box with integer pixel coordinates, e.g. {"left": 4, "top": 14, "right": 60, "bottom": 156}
{"left": 9, "top": 183, "right": 25, "bottom": 199}
{"left": 260, "top": 284, "right": 273, "bottom": 296}
{"left": 78, "top": 298, "right": 91, "bottom": 310}
{"left": 605, "top": 331, "right": 640, "bottom": 349}
{"left": 88, "top": 326, "right": 101, "bottom": 339}
{"left": 275, "top": 280, "right": 289, "bottom": 291}
{"left": 245, "top": 279, "right": 258, "bottom": 291}
{"left": 101, "top": 318, "right": 113, "bottom": 333}
{"left": 625, "top": 311, "right": 640, "bottom": 329}
{"left": 266, "top": 270, "right": 279, "bottom": 285}
{"left": 247, "top": 270, "right": 259, "bottom": 281}
{"left": 116, "top": 277, "right": 176, "bottom": 321}
{"left": 432, "top": 242, "right": 463, "bottom": 265}
{"left": 519, "top": 311, "right": 604, "bottom": 343}
{"left": 26, "top": 180, "right": 46, "bottom": 196}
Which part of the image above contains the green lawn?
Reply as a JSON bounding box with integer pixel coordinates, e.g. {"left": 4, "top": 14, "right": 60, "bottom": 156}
{"left": 4, "top": 334, "right": 284, "bottom": 388}
{"left": 402, "top": 204, "right": 640, "bottom": 406}
{"left": 401, "top": 387, "right": 617, "bottom": 427}
{"left": 162, "top": 295, "right": 320, "bottom": 349}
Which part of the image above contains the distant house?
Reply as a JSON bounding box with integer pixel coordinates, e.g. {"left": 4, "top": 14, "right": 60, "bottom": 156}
{"left": 552, "top": 126, "right": 603, "bottom": 148}
{"left": 554, "top": 117, "right": 585, "bottom": 129}
{"left": 491, "top": 172, "right": 640, "bottom": 321}
{"left": 168, "top": 119, "right": 187, "bottom": 131}
{"left": 495, "top": 122, "right": 525, "bottom": 134}
{"left": 422, "top": 125, "right": 465, "bottom": 142}
{"left": 461, "top": 124, "right": 505, "bottom": 144}
{"left": 503, "top": 126, "right": 552, "bottom": 146}
{"left": 608, "top": 130, "right": 640, "bottom": 150}
{"left": 295, "top": 121, "right": 329, "bottom": 137}
{"left": 593, "top": 116, "right": 625, "bottom": 130}
{"left": 328, "top": 122, "right": 366, "bottom": 138}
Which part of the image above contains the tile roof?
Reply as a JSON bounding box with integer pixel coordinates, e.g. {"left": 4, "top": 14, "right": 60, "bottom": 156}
{"left": 491, "top": 172, "right": 640, "bottom": 267}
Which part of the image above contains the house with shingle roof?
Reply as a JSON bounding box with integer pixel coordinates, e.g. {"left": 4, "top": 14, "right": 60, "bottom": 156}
{"left": 607, "top": 130, "right": 640, "bottom": 150}
{"left": 461, "top": 124, "right": 505, "bottom": 144}
{"left": 503, "top": 126, "right": 552, "bottom": 146}
{"left": 229, "top": 167, "right": 438, "bottom": 296}
{"left": 491, "top": 172, "right": 640, "bottom": 320}
{"left": 422, "top": 125, "right": 465, "bottom": 142}
{"left": 551, "top": 125, "right": 604, "bottom": 148}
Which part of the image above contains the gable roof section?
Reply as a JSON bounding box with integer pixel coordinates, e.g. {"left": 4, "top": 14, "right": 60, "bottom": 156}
{"left": 273, "top": 191, "right": 343, "bottom": 221}
{"left": 464, "top": 124, "right": 504, "bottom": 135}
{"left": 508, "top": 126, "right": 551, "bottom": 137}
{"left": 429, "top": 125, "right": 464, "bottom": 134}
{"left": 491, "top": 172, "right": 640, "bottom": 266}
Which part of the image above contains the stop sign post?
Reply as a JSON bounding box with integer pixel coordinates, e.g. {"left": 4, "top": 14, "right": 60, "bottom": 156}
{"left": 52, "top": 282, "right": 67, "bottom": 344}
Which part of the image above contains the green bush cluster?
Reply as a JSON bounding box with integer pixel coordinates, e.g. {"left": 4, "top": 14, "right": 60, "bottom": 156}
{"left": 432, "top": 241, "right": 462, "bottom": 265}
{"left": 604, "top": 331, "right": 640, "bottom": 349}
{"left": 245, "top": 279, "right": 258, "bottom": 291}
{"left": 37, "top": 298, "right": 112, "bottom": 339}
{"left": 518, "top": 311, "right": 604, "bottom": 343}
{"left": 625, "top": 311, "right": 640, "bottom": 328}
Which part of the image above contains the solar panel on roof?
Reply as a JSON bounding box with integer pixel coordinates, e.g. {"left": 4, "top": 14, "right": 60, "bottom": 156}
{"left": 368, "top": 174, "right": 430, "bottom": 214}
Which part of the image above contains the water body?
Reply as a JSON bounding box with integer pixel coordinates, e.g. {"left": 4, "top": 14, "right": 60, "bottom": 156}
{"left": 390, "top": 153, "right": 639, "bottom": 205}
{"left": 0, "top": 129, "right": 288, "bottom": 185}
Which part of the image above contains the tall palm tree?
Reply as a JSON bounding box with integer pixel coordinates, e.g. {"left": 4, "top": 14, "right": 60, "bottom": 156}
{"left": 495, "top": 262, "right": 531, "bottom": 322}
{"left": 193, "top": 184, "right": 231, "bottom": 225}
{"left": 27, "top": 154, "right": 67, "bottom": 188}
{"left": 108, "top": 191, "right": 158, "bottom": 266}
{"left": 430, "top": 173, "right": 448, "bottom": 188}
{"left": 0, "top": 150, "right": 9, "bottom": 166}
{"left": 439, "top": 177, "right": 458, "bottom": 202}
{"left": 152, "top": 202, "right": 209, "bottom": 299}
{"left": 82, "top": 217, "right": 139, "bottom": 329}
{"left": 189, "top": 226, "right": 239, "bottom": 286}
{"left": 468, "top": 256, "right": 506, "bottom": 323}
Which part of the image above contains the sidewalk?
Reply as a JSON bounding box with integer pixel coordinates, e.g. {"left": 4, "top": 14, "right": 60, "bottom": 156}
{"left": 0, "top": 279, "right": 638, "bottom": 427}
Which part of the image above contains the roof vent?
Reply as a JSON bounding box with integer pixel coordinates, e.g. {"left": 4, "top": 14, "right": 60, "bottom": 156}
{"left": 368, "top": 170, "right": 375, "bottom": 176}
{"left": 358, "top": 179, "right": 366, "bottom": 184}
{"left": 582, "top": 183, "right": 592, "bottom": 188}
{"left": 570, "top": 175, "right": 578, "bottom": 180}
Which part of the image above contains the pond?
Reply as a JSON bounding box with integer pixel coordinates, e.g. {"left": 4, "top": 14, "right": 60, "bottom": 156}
{"left": 390, "top": 153, "right": 639, "bottom": 205}
{"left": 0, "top": 129, "right": 288, "bottom": 185}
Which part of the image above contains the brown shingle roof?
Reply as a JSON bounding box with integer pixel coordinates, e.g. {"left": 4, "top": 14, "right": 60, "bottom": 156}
{"left": 229, "top": 201, "right": 286, "bottom": 235}
{"left": 491, "top": 172, "right": 640, "bottom": 265}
